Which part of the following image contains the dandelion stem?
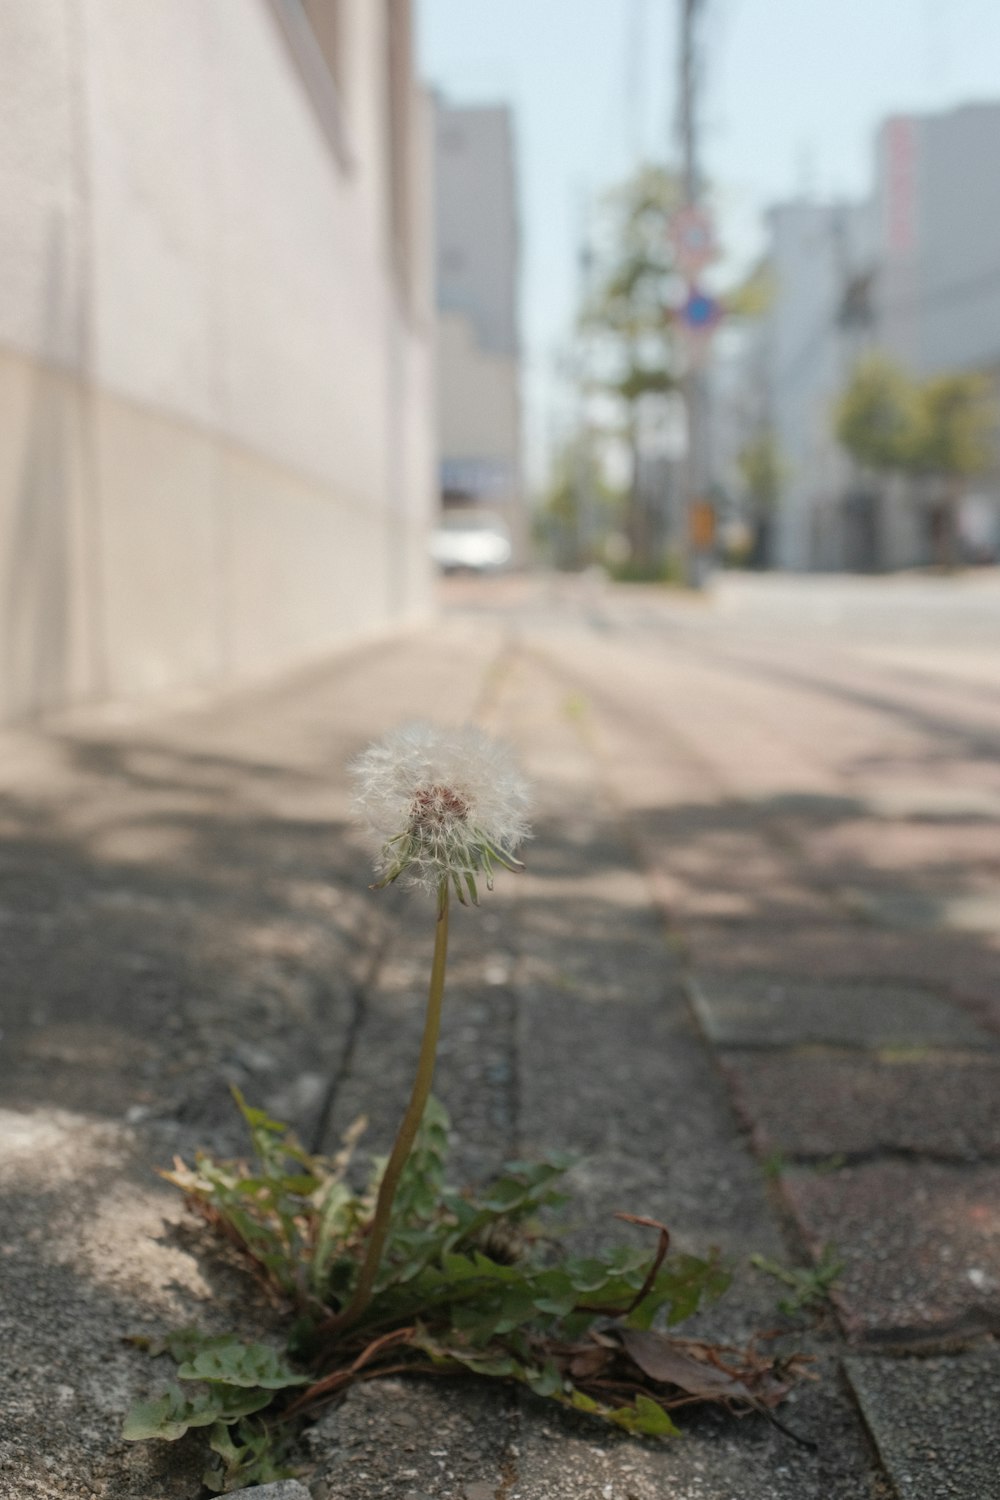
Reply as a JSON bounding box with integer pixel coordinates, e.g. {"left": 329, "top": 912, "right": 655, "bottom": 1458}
{"left": 318, "top": 881, "right": 451, "bottom": 1343}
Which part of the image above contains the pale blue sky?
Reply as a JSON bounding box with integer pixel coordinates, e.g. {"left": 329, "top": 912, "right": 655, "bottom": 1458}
{"left": 416, "top": 0, "right": 1000, "bottom": 484}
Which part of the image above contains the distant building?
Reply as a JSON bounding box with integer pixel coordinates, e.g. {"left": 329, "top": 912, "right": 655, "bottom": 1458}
{"left": 0, "top": 0, "right": 435, "bottom": 724}
{"left": 733, "top": 101, "right": 1000, "bottom": 571}
{"left": 876, "top": 104, "right": 1000, "bottom": 378}
{"left": 433, "top": 101, "right": 526, "bottom": 561}
{"left": 756, "top": 198, "right": 876, "bottom": 571}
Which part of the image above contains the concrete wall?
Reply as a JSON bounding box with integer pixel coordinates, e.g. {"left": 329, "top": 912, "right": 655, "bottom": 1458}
{"left": 0, "top": 0, "right": 435, "bottom": 723}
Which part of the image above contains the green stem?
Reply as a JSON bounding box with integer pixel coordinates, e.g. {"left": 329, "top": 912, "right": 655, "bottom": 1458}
{"left": 319, "top": 882, "right": 451, "bottom": 1342}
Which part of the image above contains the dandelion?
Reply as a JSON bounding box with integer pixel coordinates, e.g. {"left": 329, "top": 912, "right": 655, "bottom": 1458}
{"left": 351, "top": 721, "right": 531, "bottom": 906}
{"left": 322, "top": 723, "right": 531, "bottom": 1341}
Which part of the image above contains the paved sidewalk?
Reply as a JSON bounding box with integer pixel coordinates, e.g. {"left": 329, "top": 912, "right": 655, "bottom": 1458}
{"left": 2, "top": 579, "right": 998, "bottom": 1499}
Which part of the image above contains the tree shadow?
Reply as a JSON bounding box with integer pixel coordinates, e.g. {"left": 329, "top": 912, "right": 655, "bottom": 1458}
{"left": 0, "top": 725, "right": 384, "bottom": 1148}
{"left": 711, "top": 647, "right": 1000, "bottom": 764}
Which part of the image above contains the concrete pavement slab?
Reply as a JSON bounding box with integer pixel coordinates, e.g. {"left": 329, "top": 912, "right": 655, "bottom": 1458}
{"left": 723, "top": 1053, "right": 1000, "bottom": 1162}
{"left": 0, "top": 1108, "right": 278, "bottom": 1499}
{"left": 844, "top": 1346, "right": 1000, "bottom": 1500}
{"left": 791, "top": 813, "right": 1000, "bottom": 876}
{"left": 843, "top": 886, "right": 1000, "bottom": 938}
{"left": 863, "top": 783, "right": 1000, "bottom": 820}
{"left": 489, "top": 653, "right": 791, "bottom": 1280}
{"left": 782, "top": 1162, "right": 1000, "bottom": 1343}
{"left": 243, "top": 1484, "right": 311, "bottom": 1500}
{"left": 304, "top": 1380, "right": 515, "bottom": 1500}
{"left": 317, "top": 889, "right": 523, "bottom": 1187}
{"left": 678, "top": 922, "right": 1000, "bottom": 1038}
{"left": 311, "top": 1375, "right": 884, "bottom": 1500}
{"left": 508, "top": 1375, "right": 886, "bottom": 1500}
{"left": 689, "top": 975, "right": 993, "bottom": 1051}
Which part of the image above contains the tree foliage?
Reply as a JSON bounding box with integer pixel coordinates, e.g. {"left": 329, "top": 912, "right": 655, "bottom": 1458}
{"left": 724, "top": 261, "right": 775, "bottom": 320}
{"left": 737, "top": 431, "right": 784, "bottom": 515}
{"left": 908, "top": 371, "right": 994, "bottom": 480}
{"left": 574, "top": 164, "right": 686, "bottom": 569}
{"left": 834, "top": 355, "right": 917, "bottom": 473}
{"left": 579, "top": 163, "right": 681, "bottom": 409}
{"left": 835, "top": 357, "right": 994, "bottom": 481}
{"left": 537, "top": 436, "right": 624, "bottom": 568}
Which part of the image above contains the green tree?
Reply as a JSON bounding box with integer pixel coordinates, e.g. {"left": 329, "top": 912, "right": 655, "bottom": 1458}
{"left": 736, "top": 430, "right": 784, "bottom": 567}
{"left": 835, "top": 358, "right": 995, "bottom": 567}
{"left": 536, "top": 436, "right": 624, "bottom": 570}
{"left": 724, "top": 261, "right": 775, "bottom": 320}
{"left": 834, "top": 355, "right": 916, "bottom": 474}
{"left": 908, "top": 372, "right": 994, "bottom": 567}
{"left": 908, "top": 371, "right": 993, "bottom": 475}
{"left": 578, "top": 164, "right": 682, "bottom": 570}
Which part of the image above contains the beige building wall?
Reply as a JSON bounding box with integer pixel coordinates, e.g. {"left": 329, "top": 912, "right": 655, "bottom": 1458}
{"left": 0, "top": 0, "right": 435, "bottom": 722}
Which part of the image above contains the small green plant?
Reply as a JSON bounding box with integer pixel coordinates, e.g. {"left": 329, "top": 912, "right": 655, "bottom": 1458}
{"left": 751, "top": 1245, "right": 845, "bottom": 1317}
{"left": 125, "top": 725, "right": 810, "bottom": 1488}
{"left": 129, "top": 1094, "right": 806, "bottom": 1488}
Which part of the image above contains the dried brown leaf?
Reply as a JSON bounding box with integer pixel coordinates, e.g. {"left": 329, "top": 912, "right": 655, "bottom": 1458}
{"left": 566, "top": 1344, "right": 613, "bottom": 1381}
{"left": 614, "top": 1328, "right": 793, "bottom": 1410}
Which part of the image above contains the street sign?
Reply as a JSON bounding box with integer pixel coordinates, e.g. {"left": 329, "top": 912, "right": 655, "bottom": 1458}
{"left": 668, "top": 205, "right": 717, "bottom": 276}
{"left": 677, "top": 286, "right": 723, "bottom": 333}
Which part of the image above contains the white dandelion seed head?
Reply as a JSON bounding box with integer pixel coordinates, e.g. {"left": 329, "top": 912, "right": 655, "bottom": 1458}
{"left": 350, "top": 722, "right": 532, "bottom": 899}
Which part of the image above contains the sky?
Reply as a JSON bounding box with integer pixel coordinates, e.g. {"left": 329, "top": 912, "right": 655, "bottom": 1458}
{"left": 416, "top": 0, "right": 1000, "bottom": 487}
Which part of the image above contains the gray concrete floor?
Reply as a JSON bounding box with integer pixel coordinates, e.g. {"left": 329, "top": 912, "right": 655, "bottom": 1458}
{"left": 2, "top": 569, "right": 998, "bottom": 1499}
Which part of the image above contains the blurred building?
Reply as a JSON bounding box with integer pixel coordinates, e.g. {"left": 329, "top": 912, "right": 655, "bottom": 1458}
{"left": 733, "top": 101, "right": 1000, "bottom": 571}
{"left": 0, "top": 0, "right": 435, "bottom": 725}
{"left": 876, "top": 105, "right": 1000, "bottom": 379}
{"left": 433, "top": 101, "right": 526, "bottom": 562}
{"left": 755, "top": 199, "right": 876, "bottom": 571}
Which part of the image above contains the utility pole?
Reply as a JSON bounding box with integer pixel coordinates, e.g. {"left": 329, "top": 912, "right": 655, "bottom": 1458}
{"left": 678, "top": 0, "right": 700, "bottom": 203}
{"left": 675, "top": 0, "right": 712, "bottom": 587}
{"left": 573, "top": 204, "right": 597, "bottom": 569}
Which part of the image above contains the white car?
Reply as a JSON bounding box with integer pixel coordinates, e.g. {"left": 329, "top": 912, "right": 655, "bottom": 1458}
{"left": 430, "top": 509, "right": 512, "bottom": 573}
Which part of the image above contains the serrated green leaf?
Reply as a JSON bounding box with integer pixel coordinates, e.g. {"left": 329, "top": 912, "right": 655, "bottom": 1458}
{"left": 524, "top": 1360, "right": 565, "bottom": 1399}
{"left": 204, "top": 1418, "right": 299, "bottom": 1492}
{"left": 610, "top": 1394, "right": 681, "bottom": 1437}
{"left": 440, "top": 1252, "right": 481, "bottom": 1281}
{"left": 533, "top": 1293, "right": 578, "bottom": 1318}
{"left": 449, "top": 1351, "right": 522, "bottom": 1380}
{"left": 232, "top": 1090, "right": 288, "bottom": 1137}
{"left": 122, "top": 1386, "right": 195, "bottom": 1442}
{"left": 176, "top": 1340, "right": 310, "bottom": 1390}
{"left": 311, "top": 1181, "right": 362, "bottom": 1294}
{"left": 122, "top": 1382, "right": 272, "bottom": 1442}
{"left": 562, "top": 1257, "right": 621, "bottom": 1293}
{"left": 156, "top": 1329, "right": 231, "bottom": 1363}
{"left": 568, "top": 1388, "right": 601, "bottom": 1415}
